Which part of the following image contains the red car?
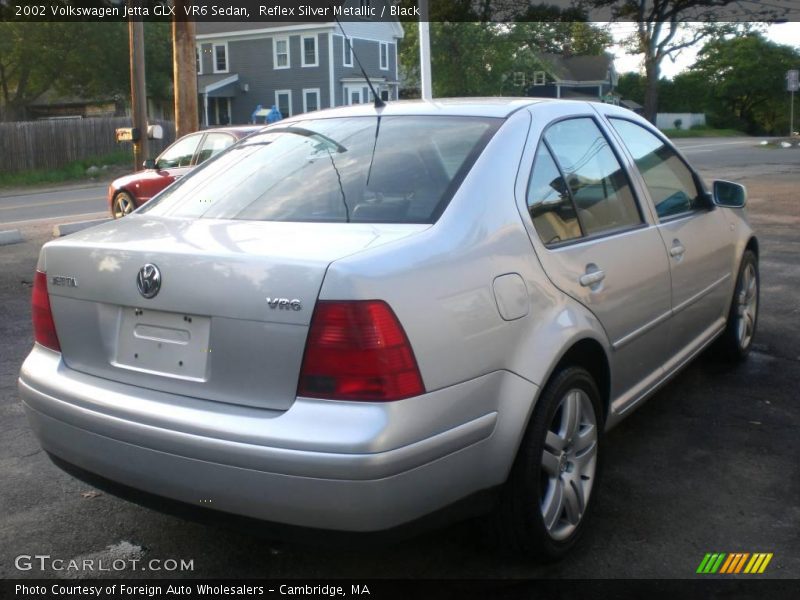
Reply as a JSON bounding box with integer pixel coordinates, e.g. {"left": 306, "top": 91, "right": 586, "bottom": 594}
{"left": 108, "top": 126, "right": 261, "bottom": 218}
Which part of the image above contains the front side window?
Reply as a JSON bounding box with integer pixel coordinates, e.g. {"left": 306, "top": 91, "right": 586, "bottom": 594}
{"left": 543, "top": 118, "right": 641, "bottom": 237}
{"left": 609, "top": 118, "right": 703, "bottom": 219}
{"left": 213, "top": 44, "right": 227, "bottom": 72}
{"left": 275, "top": 38, "right": 289, "bottom": 68}
{"left": 156, "top": 133, "right": 202, "bottom": 169}
{"left": 302, "top": 35, "right": 317, "bottom": 67}
{"left": 140, "top": 116, "right": 501, "bottom": 224}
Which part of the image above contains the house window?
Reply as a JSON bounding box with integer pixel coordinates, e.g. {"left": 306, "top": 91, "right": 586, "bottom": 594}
{"left": 533, "top": 71, "right": 546, "bottom": 86}
{"left": 379, "top": 42, "right": 389, "bottom": 70}
{"left": 213, "top": 43, "right": 227, "bottom": 73}
{"left": 303, "top": 88, "right": 320, "bottom": 113}
{"left": 342, "top": 37, "right": 353, "bottom": 67}
{"left": 380, "top": 89, "right": 389, "bottom": 101}
{"left": 302, "top": 35, "right": 318, "bottom": 67}
{"left": 274, "top": 37, "right": 289, "bottom": 69}
{"left": 275, "top": 89, "right": 292, "bottom": 117}
{"left": 196, "top": 45, "right": 202, "bottom": 74}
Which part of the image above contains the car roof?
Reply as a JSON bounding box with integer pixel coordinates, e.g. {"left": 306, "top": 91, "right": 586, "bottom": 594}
{"left": 274, "top": 97, "right": 566, "bottom": 122}
{"left": 201, "top": 125, "right": 263, "bottom": 138}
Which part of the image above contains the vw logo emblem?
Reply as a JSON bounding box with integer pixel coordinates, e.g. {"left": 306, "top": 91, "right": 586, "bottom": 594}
{"left": 136, "top": 264, "right": 161, "bottom": 299}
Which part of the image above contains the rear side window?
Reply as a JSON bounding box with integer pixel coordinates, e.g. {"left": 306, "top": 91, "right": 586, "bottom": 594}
{"left": 527, "top": 144, "right": 581, "bottom": 245}
{"left": 609, "top": 118, "right": 702, "bottom": 219}
{"left": 543, "top": 118, "right": 642, "bottom": 237}
{"left": 141, "top": 116, "right": 500, "bottom": 224}
{"left": 196, "top": 133, "right": 235, "bottom": 164}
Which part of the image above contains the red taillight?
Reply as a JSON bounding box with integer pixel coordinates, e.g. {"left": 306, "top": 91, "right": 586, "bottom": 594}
{"left": 32, "top": 270, "right": 61, "bottom": 352}
{"left": 298, "top": 300, "right": 425, "bottom": 402}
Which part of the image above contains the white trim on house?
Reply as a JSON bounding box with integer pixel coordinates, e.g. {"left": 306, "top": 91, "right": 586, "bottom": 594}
{"left": 275, "top": 89, "right": 292, "bottom": 117}
{"left": 302, "top": 88, "right": 321, "bottom": 113}
{"left": 273, "top": 36, "right": 290, "bottom": 69}
{"left": 533, "top": 71, "right": 546, "bottom": 86}
{"left": 200, "top": 74, "right": 239, "bottom": 94}
{"left": 301, "top": 34, "right": 318, "bottom": 67}
{"left": 379, "top": 41, "right": 389, "bottom": 70}
{"left": 196, "top": 43, "right": 203, "bottom": 75}
{"left": 328, "top": 33, "right": 335, "bottom": 107}
{"left": 212, "top": 42, "right": 229, "bottom": 73}
{"left": 196, "top": 23, "right": 335, "bottom": 41}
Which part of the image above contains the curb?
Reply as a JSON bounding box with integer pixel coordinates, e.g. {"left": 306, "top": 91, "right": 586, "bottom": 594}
{"left": 53, "top": 218, "right": 111, "bottom": 237}
{"left": 0, "top": 229, "right": 23, "bottom": 246}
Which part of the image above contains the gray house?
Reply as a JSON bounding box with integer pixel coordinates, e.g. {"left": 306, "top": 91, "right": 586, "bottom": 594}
{"left": 195, "top": 16, "right": 403, "bottom": 126}
{"left": 526, "top": 53, "right": 619, "bottom": 103}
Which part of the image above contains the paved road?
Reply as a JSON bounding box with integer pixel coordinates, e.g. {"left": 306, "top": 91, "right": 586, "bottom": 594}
{"left": 0, "top": 183, "right": 108, "bottom": 226}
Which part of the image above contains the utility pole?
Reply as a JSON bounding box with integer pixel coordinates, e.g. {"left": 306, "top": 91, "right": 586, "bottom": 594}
{"left": 788, "top": 70, "right": 799, "bottom": 138}
{"left": 172, "top": 0, "right": 198, "bottom": 138}
{"left": 128, "top": 0, "right": 148, "bottom": 170}
{"left": 418, "top": 0, "right": 432, "bottom": 100}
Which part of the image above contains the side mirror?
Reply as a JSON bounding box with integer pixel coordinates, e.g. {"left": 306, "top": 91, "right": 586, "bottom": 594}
{"left": 143, "top": 158, "right": 157, "bottom": 170}
{"left": 712, "top": 180, "right": 747, "bottom": 208}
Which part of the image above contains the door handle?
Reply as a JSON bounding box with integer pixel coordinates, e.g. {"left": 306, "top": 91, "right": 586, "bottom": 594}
{"left": 579, "top": 269, "right": 605, "bottom": 287}
{"left": 670, "top": 241, "right": 686, "bottom": 258}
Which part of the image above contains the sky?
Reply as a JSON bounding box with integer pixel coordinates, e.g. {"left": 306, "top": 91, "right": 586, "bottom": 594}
{"left": 608, "top": 22, "right": 800, "bottom": 78}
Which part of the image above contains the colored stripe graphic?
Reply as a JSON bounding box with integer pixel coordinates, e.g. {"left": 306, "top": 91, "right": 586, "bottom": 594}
{"left": 698, "top": 552, "right": 773, "bottom": 574}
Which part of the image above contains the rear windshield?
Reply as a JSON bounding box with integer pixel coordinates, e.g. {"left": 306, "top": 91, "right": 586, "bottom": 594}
{"left": 139, "top": 116, "right": 501, "bottom": 224}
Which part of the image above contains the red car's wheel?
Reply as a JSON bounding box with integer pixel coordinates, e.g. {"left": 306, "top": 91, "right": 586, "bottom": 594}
{"left": 112, "top": 192, "right": 136, "bottom": 219}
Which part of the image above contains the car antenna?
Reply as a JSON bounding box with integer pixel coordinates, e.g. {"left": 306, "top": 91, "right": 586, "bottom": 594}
{"left": 333, "top": 15, "right": 385, "bottom": 108}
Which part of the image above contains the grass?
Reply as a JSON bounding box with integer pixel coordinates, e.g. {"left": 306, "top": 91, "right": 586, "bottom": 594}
{"left": 0, "top": 149, "right": 134, "bottom": 189}
{"left": 661, "top": 127, "right": 745, "bottom": 139}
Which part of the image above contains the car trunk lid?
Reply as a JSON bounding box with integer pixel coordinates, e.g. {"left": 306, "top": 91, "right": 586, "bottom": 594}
{"left": 43, "top": 215, "right": 427, "bottom": 410}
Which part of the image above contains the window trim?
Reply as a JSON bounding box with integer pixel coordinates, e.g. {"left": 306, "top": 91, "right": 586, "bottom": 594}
{"left": 302, "top": 88, "right": 321, "bottom": 113}
{"left": 379, "top": 41, "right": 389, "bottom": 70}
{"left": 196, "top": 44, "right": 203, "bottom": 75}
{"left": 273, "top": 36, "right": 290, "bottom": 70}
{"left": 275, "top": 89, "right": 292, "bottom": 117}
{"left": 342, "top": 36, "right": 353, "bottom": 67}
{"left": 301, "top": 34, "right": 318, "bottom": 68}
{"left": 606, "top": 115, "right": 711, "bottom": 223}
{"left": 533, "top": 71, "right": 546, "bottom": 86}
{"left": 212, "top": 42, "right": 228, "bottom": 74}
{"left": 527, "top": 114, "right": 648, "bottom": 249}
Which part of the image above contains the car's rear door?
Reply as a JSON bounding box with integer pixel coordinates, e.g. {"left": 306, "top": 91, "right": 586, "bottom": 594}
{"left": 603, "top": 116, "right": 733, "bottom": 365}
{"left": 517, "top": 103, "right": 673, "bottom": 408}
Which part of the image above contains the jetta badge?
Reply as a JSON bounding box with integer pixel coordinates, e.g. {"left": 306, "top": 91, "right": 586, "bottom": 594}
{"left": 136, "top": 264, "right": 161, "bottom": 299}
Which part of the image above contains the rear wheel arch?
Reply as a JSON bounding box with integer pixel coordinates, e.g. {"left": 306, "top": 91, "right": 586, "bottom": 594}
{"left": 549, "top": 338, "right": 610, "bottom": 425}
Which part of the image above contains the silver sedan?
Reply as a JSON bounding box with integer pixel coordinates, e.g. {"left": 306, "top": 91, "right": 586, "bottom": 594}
{"left": 19, "top": 99, "right": 758, "bottom": 559}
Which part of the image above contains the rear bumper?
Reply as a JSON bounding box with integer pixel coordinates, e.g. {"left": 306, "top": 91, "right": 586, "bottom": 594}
{"left": 19, "top": 345, "right": 537, "bottom": 531}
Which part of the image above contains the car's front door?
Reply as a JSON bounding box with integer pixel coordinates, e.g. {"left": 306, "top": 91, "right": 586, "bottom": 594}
{"left": 517, "top": 106, "right": 673, "bottom": 408}
{"left": 605, "top": 117, "right": 733, "bottom": 365}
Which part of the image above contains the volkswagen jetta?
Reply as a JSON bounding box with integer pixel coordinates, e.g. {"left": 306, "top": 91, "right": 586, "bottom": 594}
{"left": 19, "top": 99, "right": 759, "bottom": 558}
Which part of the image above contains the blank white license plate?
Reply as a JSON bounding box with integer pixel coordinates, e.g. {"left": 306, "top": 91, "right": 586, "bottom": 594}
{"left": 114, "top": 307, "right": 211, "bottom": 381}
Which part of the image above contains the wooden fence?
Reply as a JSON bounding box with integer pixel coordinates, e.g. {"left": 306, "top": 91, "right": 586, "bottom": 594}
{"left": 0, "top": 117, "right": 176, "bottom": 173}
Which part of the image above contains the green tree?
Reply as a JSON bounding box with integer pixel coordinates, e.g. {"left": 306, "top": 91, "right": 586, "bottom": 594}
{"left": 0, "top": 22, "right": 172, "bottom": 121}
{"left": 591, "top": 0, "right": 766, "bottom": 122}
{"left": 690, "top": 34, "right": 800, "bottom": 134}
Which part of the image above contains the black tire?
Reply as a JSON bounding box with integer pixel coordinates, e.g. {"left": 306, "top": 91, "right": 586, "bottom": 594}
{"left": 112, "top": 191, "right": 136, "bottom": 219}
{"left": 488, "top": 366, "right": 603, "bottom": 560}
{"left": 715, "top": 250, "right": 759, "bottom": 362}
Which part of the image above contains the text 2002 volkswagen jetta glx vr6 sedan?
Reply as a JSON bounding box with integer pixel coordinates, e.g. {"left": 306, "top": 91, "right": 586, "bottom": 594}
{"left": 20, "top": 99, "right": 759, "bottom": 559}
